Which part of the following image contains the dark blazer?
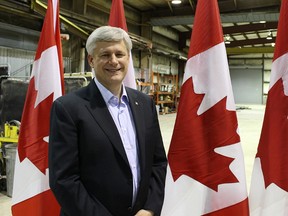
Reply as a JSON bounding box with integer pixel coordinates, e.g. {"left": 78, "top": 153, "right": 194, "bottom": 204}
{"left": 49, "top": 80, "right": 167, "bottom": 216}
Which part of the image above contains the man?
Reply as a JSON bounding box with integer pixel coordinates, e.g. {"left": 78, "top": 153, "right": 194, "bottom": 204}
{"left": 49, "top": 26, "right": 167, "bottom": 216}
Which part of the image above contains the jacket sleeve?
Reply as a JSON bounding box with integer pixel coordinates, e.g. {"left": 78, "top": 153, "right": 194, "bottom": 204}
{"left": 48, "top": 99, "right": 113, "bottom": 216}
{"left": 143, "top": 98, "right": 168, "bottom": 216}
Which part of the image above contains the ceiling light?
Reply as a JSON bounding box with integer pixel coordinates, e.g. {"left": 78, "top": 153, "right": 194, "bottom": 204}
{"left": 171, "top": 0, "right": 182, "bottom": 4}
{"left": 224, "top": 35, "right": 231, "bottom": 44}
{"left": 266, "top": 31, "right": 272, "bottom": 40}
{"left": 271, "top": 43, "right": 275, "bottom": 47}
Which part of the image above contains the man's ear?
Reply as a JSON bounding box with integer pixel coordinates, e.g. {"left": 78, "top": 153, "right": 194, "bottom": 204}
{"left": 87, "top": 54, "right": 93, "bottom": 67}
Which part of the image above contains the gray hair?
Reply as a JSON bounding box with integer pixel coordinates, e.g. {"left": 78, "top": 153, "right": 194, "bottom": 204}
{"left": 86, "top": 26, "right": 133, "bottom": 55}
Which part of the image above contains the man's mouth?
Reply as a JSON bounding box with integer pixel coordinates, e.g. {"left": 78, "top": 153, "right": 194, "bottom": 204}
{"left": 105, "top": 68, "right": 121, "bottom": 72}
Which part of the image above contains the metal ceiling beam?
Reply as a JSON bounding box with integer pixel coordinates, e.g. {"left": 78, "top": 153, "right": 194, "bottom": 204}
{"left": 32, "top": 0, "right": 89, "bottom": 40}
{"left": 226, "top": 37, "right": 276, "bottom": 47}
{"left": 227, "top": 47, "right": 274, "bottom": 55}
{"left": 150, "top": 11, "right": 279, "bottom": 26}
{"left": 87, "top": 0, "right": 141, "bottom": 26}
{"left": 135, "top": 0, "right": 156, "bottom": 10}
{"left": 162, "top": 44, "right": 275, "bottom": 56}
{"left": 86, "top": 0, "right": 110, "bottom": 14}
{"left": 152, "top": 42, "right": 187, "bottom": 59}
{"left": 224, "top": 22, "right": 278, "bottom": 34}
{"left": 180, "top": 22, "right": 278, "bottom": 42}
{"left": 1, "top": 0, "right": 150, "bottom": 50}
{"left": 0, "top": 1, "right": 42, "bottom": 21}
{"left": 146, "top": 0, "right": 280, "bottom": 18}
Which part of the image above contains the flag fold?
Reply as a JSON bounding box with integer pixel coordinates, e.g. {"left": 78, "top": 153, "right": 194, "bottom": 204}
{"left": 249, "top": 0, "right": 288, "bottom": 215}
{"left": 161, "top": 0, "right": 249, "bottom": 215}
{"left": 12, "top": 0, "right": 63, "bottom": 215}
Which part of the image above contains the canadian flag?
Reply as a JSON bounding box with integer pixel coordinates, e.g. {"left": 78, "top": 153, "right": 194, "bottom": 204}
{"left": 108, "top": 0, "right": 136, "bottom": 89}
{"left": 11, "top": 0, "right": 63, "bottom": 215}
{"left": 160, "top": 0, "right": 249, "bottom": 215}
{"left": 249, "top": 0, "right": 288, "bottom": 215}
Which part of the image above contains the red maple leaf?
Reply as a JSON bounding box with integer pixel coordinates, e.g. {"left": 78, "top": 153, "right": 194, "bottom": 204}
{"left": 18, "top": 77, "right": 54, "bottom": 174}
{"left": 256, "top": 78, "right": 288, "bottom": 191}
{"left": 168, "top": 77, "right": 240, "bottom": 191}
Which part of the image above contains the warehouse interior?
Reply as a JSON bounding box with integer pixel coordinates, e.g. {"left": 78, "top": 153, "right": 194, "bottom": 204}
{"left": 0, "top": 0, "right": 281, "bottom": 117}
{"left": 0, "top": 0, "right": 283, "bottom": 215}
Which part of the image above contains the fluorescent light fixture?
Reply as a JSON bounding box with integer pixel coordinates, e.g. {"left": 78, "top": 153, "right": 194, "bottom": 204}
{"left": 171, "top": 0, "right": 182, "bottom": 4}
{"left": 266, "top": 31, "right": 272, "bottom": 40}
{"left": 224, "top": 35, "right": 231, "bottom": 44}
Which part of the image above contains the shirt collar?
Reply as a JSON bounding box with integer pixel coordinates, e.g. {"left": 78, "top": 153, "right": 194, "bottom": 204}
{"left": 94, "top": 78, "right": 129, "bottom": 105}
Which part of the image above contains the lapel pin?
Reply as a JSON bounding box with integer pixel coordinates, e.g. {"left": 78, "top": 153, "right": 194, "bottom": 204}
{"left": 135, "top": 101, "right": 139, "bottom": 105}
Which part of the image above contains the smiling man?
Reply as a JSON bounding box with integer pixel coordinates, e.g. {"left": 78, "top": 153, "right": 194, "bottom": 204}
{"left": 48, "top": 26, "right": 167, "bottom": 216}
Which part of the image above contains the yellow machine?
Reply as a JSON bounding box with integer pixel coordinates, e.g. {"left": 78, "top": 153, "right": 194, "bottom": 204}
{"left": 0, "top": 121, "right": 19, "bottom": 145}
{"left": 0, "top": 121, "right": 20, "bottom": 179}
{"left": 0, "top": 120, "right": 20, "bottom": 153}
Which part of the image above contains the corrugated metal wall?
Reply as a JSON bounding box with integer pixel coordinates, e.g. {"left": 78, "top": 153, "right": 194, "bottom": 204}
{"left": 0, "top": 47, "right": 71, "bottom": 79}
{"left": 0, "top": 47, "right": 34, "bottom": 79}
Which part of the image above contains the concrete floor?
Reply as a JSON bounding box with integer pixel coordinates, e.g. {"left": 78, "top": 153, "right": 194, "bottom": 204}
{"left": 0, "top": 104, "right": 265, "bottom": 216}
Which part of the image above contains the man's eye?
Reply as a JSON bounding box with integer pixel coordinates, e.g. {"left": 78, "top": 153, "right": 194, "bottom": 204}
{"left": 116, "top": 53, "right": 125, "bottom": 57}
{"left": 100, "top": 54, "right": 109, "bottom": 57}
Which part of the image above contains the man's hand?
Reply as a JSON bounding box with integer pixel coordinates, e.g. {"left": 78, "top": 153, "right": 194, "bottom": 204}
{"left": 135, "top": 209, "right": 154, "bottom": 216}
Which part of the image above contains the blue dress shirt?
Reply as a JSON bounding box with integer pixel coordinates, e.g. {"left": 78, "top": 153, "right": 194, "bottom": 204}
{"left": 94, "top": 78, "right": 140, "bottom": 205}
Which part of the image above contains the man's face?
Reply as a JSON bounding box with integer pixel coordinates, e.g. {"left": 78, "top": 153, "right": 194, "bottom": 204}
{"left": 89, "top": 40, "right": 129, "bottom": 89}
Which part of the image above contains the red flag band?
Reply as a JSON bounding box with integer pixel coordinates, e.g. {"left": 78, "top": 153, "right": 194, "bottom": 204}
{"left": 11, "top": 0, "right": 63, "bottom": 215}
{"left": 108, "top": 0, "right": 136, "bottom": 89}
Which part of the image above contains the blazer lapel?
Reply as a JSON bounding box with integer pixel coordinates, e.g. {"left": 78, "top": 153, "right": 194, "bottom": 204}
{"left": 126, "top": 88, "right": 146, "bottom": 173}
{"left": 83, "top": 81, "right": 130, "bottom": 166}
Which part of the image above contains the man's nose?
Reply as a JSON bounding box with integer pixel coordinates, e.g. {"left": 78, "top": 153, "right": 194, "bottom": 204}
{"left": 109, "top": 54, "right": 118, "bottom": 64}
